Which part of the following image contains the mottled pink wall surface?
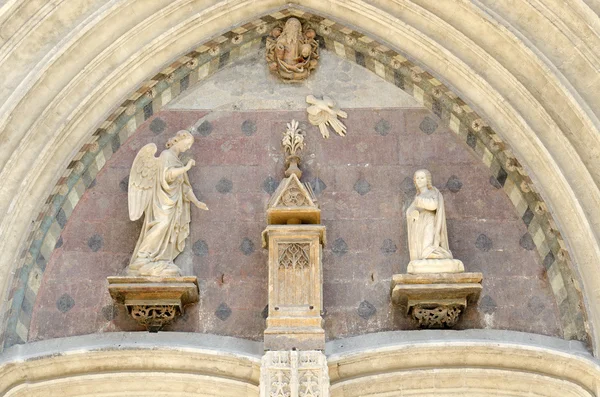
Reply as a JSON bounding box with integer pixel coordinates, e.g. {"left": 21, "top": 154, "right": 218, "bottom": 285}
{"left": 29, "top": 108, "right": 561, "bottom": 341}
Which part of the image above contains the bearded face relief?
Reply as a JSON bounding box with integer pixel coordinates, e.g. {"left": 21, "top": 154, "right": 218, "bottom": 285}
{"left": 266, "top": 17, "right": 319, "bottom": 81}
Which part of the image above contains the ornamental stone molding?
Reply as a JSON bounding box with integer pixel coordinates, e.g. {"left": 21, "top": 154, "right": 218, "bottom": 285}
{"left": 0, "top": 331, "right": 597, "bottom": 396}
{"left": 1, "top": 0, "right": 599, "bottom": 356}
{"left": 260, "top": 350, "right": 329, "bottom": 397}
{"left": 391, "top": 273, "right": 483, "bottom": 329}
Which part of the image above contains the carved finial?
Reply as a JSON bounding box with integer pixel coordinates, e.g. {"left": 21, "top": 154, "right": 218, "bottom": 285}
{"left": 282, "top": 119, "right": 305, "bottom": 178}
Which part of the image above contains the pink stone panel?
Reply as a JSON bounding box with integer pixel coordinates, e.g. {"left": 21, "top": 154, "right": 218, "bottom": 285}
{"left": 29, "top": 108, "right": 562, "bottom": 342}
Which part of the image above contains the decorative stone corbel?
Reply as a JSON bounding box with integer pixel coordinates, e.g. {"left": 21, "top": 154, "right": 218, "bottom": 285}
{"left": 108, "top": 276, "right": 199, "bottom": 332}
{"left": 391, "top": 272, "right": 482, "bottom": 328}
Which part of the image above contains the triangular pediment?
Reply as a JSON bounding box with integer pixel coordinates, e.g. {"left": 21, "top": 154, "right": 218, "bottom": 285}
{"left": 268, "top": 174, "right": 317, "bottom": 210}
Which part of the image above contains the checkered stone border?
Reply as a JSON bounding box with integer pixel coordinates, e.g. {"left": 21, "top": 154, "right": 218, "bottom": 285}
{"left": 1, "top": 7, "right": 588, "bottom": 349}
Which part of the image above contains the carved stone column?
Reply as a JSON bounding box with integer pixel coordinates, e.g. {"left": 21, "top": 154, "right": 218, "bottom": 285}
{"left": 262, "top": 223, "right": 326, "bottom": 350}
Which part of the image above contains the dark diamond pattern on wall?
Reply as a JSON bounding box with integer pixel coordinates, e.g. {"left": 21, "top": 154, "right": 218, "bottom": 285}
{"left": 150, "top": 117, "right": 167, "bottom": 134}
{"left": 240, "top": 238, "right": 255, "bottom": 255}
{"left": 215, "top": 303, "right": 232, "bottom": 321}
{"left": 263, "top": 176, "right": 279, "bottom": 194}
{"left": 419, "top": 116, "right": 438, "bottom": 135}
{"left": 353, "top": 178, "right": 371, "bottom": 196}
{"left": 56, "top": 294, "right": 75, "bottom": 313}
{"left": 216, "top": 178, "right": 233, "bottom": 193}
{"left": 357, "top": 300, "right": 376, "bottom": 320}
{"left": 193, "top": 240, "right": 209, "bottom": 256}
{"left": 475, "top": 234, "right": 493, "bottom": 252}
{"left": 332, "top": 238, "right": 348, "bottom": 256}
{"left": 87, "top": 234, "right": 103, "bottom": 252}
{"left": 25, "top": 108, "right": 562, "bottom": 343}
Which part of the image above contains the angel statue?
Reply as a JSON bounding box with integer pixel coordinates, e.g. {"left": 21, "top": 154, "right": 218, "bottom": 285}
{"left": 127, "top": 130, "right": 208, "bottom": 277}
{"left": 405, "top": 169, "right": 464, "bottom": 274}
{"left": 266, "top": 17, "right": 319, "bottom": 81}
{"left": 306, "top": 95, "right": 348, "bottom": 138}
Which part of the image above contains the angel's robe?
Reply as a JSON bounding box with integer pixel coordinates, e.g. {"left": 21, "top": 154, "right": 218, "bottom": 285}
{"left": 129, "top": 149, "right": 191, "bottom": 276}
{"left": 406, "top": 187, "right": 453, "bottom": 261}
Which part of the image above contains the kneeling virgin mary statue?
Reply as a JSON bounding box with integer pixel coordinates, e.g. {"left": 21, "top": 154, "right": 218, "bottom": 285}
{"left": 406, "top": 169, "right": 464, "bottom": 274}
{"left": 126, "top": 130, "right": 208, "bottom": 277}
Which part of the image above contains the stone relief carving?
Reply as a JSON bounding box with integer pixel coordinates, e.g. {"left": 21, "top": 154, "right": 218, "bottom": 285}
{"left": 107, "top": 276, "right": 199, "bottom": 332}
{"left": 266, "top": 18, "right": 319, "bottom": 81}
{"left": 130, "top": 304, "right": 178, "bottom": 330}
{"left": 260, "top": 351, "right": 329, "bottom": 397}
{"left": 306, "top": 95, "right": 347, "bottom": 138}
{"left": 278, "top": 243, "right": 311, "bottom": 269}
{"left": 127, "top": 130, "right": 208, "bottom": 277}
{"left": 299, "top": 370, "right": 321, "bottom": 397}
{"left": 280, "top": 184, "right": 312, "bottom": 207}
{"left": 412, "top": 303, "right": 462, "bottom": 328}
{"left": 406, "top": 169, "right": 464, "bottom": 274}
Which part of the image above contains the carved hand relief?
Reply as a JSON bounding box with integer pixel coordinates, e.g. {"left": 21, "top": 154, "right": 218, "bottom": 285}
{"left": 306, "top": 95, "right": 347, "bottom": 138}
{"left": 127, "top": 130, "right": 208, "bottom": 277}
{"left": 266, "top": 18, "right": 319, "bottom": 81}
{"left": 406, "top": 169, "right": 464, "bottom": 274}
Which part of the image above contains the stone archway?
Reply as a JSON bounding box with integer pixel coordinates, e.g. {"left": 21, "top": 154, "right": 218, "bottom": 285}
{"left": 0, "top": 1, "right": 599, "bottom": 354}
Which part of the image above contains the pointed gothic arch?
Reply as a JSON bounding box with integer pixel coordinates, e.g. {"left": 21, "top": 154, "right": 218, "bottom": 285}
{"left": 0, "top": 1, "right": 599, "bottom": 356}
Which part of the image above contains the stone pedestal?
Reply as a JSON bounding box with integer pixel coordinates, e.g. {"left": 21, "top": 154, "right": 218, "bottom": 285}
{"left": 391, "top": 272, "right": 483, "bottom": 328}
{"left": 107, "top": 276, "right": 198, "bottom": 332}
{"left": 260, "top": 350, "right": 329, "bottom": 397}
{"left": 262, "top": 225, "right": 326, "bottom": 351}
{"left": 407, "top": 258, "right": 464, "bottom": 274}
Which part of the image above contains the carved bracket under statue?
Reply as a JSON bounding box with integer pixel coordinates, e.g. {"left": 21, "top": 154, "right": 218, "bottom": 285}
{"left": 391, "top": 273, "right": 482, "bottom": 328}
{"left": 108, "top": 277, "right": 199, "bottom": 332}
{"left": 392, "top": 169, "right": 483, "bottom": 328}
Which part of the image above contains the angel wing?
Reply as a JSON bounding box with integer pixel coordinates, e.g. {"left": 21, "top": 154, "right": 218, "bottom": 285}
{"left": 128, "top": 143, "right": 159, "bottom": 221}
